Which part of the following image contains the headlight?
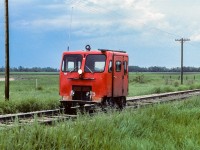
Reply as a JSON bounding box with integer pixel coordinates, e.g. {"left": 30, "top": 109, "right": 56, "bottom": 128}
{"left": 70, "top": 90, "right": 74, "bottom": 96}
{"left": 78, "top": 69, "right": 83, "bottom": 75}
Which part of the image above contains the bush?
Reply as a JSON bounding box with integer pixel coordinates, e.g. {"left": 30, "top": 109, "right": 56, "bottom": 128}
{"left": 195, "top": 84, "right": 200, "bottom": 89}
{"left": 153, "top": 87, "right": 161, "bottom": 94}
{"left": 163, "top": 87, "right": 173, "bottom": 93}
{"left": 189, "top": 85, "right": 195, "bottom": 90}
{"left": 136, "top": 75, "right": 144, "bottom": 83}
{"left": 174, "top": 81, "right": 179, "bottom": 87}
{"left": 36, "top": 86, "right": 43, "bottom": 91}
{"left": 187, "top": 80, "right": 194, "bottom": 85}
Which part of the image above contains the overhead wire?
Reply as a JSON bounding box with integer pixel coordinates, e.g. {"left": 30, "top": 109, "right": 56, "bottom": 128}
{"left": 69, "top": 0, "right": 181, "bottom": 40}
{"left": 69, "top": 0, "right": 200, "bottom": 50}
{"left": 0, "top": 1, "right": 4, "bottom": 24}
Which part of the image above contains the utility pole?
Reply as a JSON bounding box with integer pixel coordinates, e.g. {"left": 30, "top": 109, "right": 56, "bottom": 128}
{"left": 175, "top": 38, "right": 190, "bottom": 85}
{"left": 5, "top": 0, "right": 9, "bottom": 100}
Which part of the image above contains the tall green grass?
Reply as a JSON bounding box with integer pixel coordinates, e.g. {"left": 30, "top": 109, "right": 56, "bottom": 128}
{"left": 0, "top": 72, "right": 200, "bottom": 114}
{"left": 128, "top": 72, "right": 200, "bottom": 96}
{"left": 0, "top": 74, "right": 60, "bottom": 114}
{"left": 1, "top": 97, "right": 200, "bottom": 149}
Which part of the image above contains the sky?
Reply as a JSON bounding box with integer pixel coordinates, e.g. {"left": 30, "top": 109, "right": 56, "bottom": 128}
{"left": 1, "top": 0, "right": 200, "bottom": 68}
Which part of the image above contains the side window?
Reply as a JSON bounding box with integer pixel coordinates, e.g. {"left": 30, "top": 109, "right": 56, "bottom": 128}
{"left": 124, "top": 61, "right": 128, "bottom": 74}
{"left": 108, "top": 61, "right": 112, "bottom": 72}
{"left": 62, "top": 60, "right": 66, "bottom": 71}
{"left": 116, "top": 61, "right": 121, "bottom": 72}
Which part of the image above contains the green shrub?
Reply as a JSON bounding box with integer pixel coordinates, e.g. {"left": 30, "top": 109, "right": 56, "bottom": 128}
{"left": 153, "top": 87, "right": 161, "bottom": 93}
{"left": 174, "top": 81, "right": 179, "bottom": 87}
{"left": 195, "top": 84, "right": 200, "bottom": 89}
{"left": 189, "top": 85, "right": 195, "bottom": 90}
{"left": 36, "top": 86, "right": 43, "bottom": 91}
{"left": 187, "top": 80, "right": 194, "bottom": 85}
{"left": 134, "top": 74, "right": 145, "bottom": 83}
{"left": 177, "top": 86, "right": 187, "bottom": 91}
{"left": 163, "top": 86, "right": 173, "bottom": 92}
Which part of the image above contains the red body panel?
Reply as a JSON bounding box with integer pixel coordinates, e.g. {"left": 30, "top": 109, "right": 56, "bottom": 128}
{"left": 59, "top": 50, "right": 128, "bottom": 104}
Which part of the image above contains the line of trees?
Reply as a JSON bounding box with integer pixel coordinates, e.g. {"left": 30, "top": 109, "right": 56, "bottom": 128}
{"left": 0, "top": 66, "right": 200, "bottom": 72}
{"left": 0, "top": 66, "right": 59, "bottom": 72}
{"left": 129, "top": 66, "right": 200, "bottom": 72}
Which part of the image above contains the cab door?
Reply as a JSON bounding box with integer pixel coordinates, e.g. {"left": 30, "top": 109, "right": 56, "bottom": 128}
{"left": 113, "top": 55, "right": 123, "bottom": 97}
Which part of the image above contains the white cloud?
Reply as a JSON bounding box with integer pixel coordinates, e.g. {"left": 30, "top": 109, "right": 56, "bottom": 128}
{"left": 5, "top": 0, "right": 200, "bottom": 41}
{"left": 190, "top": 33, "right": 200, "bottom": 42}
{"left": 3, "top": 0, "right": 200, "bottom": 67}
{"left": 9, "top": 0, "right": 168, "bottom": 37}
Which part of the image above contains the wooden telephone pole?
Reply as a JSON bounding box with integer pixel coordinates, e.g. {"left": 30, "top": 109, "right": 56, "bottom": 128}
{"left": 5, "top": 0, "right": 9, "bottom": 100}
{"left": 175, "top": 38, "right": 190, "bottom": 85}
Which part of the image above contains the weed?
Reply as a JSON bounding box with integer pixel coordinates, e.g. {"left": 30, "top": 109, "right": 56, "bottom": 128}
{"left": 187, "top": 80, "right": 194, "bottom": 85}
{"left": 134, "top": 74, "right": 145, "bottom": 83}
{"left": 163, "top": 86, "right": 173, "bottom": 92}
{"left": 174, "top": 81, "right": 179, "bottom": 87}
{"left": 153, "top": 87, "right": 161, "bottom": 93}
{"left": 36, "top": 86, "right": 43, "bottom": 91}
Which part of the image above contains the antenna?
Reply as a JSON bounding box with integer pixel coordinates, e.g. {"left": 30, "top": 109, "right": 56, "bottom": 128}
{"left": 68, "top": 7, "right": 73, "bottom": 51}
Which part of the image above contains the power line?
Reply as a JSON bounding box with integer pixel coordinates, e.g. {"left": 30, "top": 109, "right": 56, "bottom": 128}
{"left": 72, "top": 0, "right": 180, "bottom": 38}
{"left": 70, "top": 0, "right": 200, "bottom": 57}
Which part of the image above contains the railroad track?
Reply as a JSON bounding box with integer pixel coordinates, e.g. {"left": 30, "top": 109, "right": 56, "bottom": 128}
{"left": 0, "top": 108, "right": 77, "bottom": 128}
{"left": 1, "top": 89, "right": 200, "bottom": 127}
{"left": 127, "top": 89, "right": 200, "bottom": 108}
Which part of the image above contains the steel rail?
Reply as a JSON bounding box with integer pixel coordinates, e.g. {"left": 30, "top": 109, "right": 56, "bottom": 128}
{"left": 127, "top": 89, "right": 200, "bottom": 101}
{"left": 0, "top": 109, "right": 77, "bottom": 128}
{"left": 0, "top": 108, "right": 64, "bottom": 122}
{"left": 126, "top": 89, "right": 200, "bottom": 108}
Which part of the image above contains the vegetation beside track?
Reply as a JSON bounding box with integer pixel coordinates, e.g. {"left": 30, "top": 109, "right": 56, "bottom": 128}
{"left": 0, "top": 73, "right": 60, "bottom": 114}
{"left": 1, "top": 97, "right": 200, "bottom": 149}
{"left": 0, "top": 72, "right": 200, "bottom": 114}
{"left": 129, "top": 72, "right": 200, "bottom": 96}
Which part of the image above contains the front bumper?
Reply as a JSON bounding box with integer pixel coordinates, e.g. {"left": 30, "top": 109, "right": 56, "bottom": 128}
{"left": 60, "top": 100, "right": 101, "bottom": 106}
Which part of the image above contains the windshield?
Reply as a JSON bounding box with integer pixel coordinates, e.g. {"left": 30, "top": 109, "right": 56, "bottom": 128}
{"left": 84, "top": 54, "right": 106, "bottom": 73}
{"left": 62, "top": 54, "right": 82, "bottom": 72}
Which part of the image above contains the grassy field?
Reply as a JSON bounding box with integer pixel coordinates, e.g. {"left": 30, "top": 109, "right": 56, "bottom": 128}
{"left": 0, "top": 72, "right": 200, "bottom": 114}
{"left": 1, "top": 72, "right": 200, "bottom": 149}
{"left": 129, "top": 72, "right": 200, "bottom": 96}
{"left": 0, "top": 73, "right": 60, "bottom": 114}
{"left": 1, "top": 97, "right": 200, "bottom": 149}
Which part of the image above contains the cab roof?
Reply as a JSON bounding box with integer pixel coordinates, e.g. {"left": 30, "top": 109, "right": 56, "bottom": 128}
{"left": 62, "top": 49, "right": 128, "bottom": 56}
